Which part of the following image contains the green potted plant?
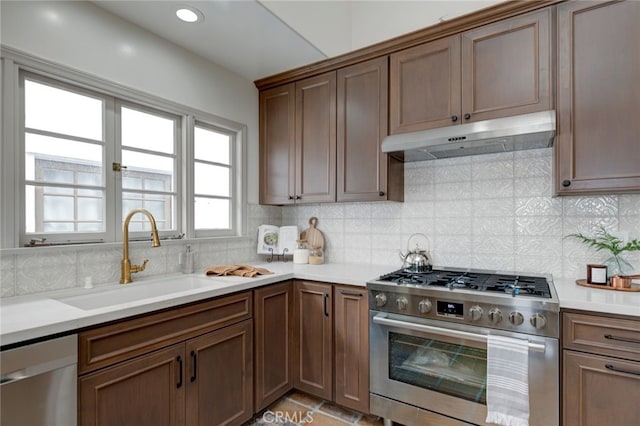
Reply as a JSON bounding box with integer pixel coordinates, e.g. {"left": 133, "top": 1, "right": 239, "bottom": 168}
{"left": 567, "top": 226, "right": 640, "bottom": 276}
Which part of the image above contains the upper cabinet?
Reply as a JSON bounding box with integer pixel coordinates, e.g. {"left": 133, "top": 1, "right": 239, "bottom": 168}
{"left": 337, "top": 57, "right": 403, "bottom": 202}
{"left": 390, "top": 8, "right": 552, "bottom": 134}
{"left": 260, "top": 59, "right": 403, "bottom": 206}
{"left": 259, "top": 72, "right": 336, "bottom": 205}
{"left": 555, "top": 0, "right": 640, "bottom": 194}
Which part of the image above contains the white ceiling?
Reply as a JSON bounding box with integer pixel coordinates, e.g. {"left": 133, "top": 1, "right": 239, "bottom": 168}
{"left": 92, "top": 0, "right": 503, "bottom": 82}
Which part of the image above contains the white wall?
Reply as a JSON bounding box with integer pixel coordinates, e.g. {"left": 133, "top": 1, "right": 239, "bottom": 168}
{"left": 0, "top": 0, "right": 260, "bottom": 203}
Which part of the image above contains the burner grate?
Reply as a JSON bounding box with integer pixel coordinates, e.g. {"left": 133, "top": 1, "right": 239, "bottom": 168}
{"left": 378, "top": 269, "right": 551, "bottom": 298}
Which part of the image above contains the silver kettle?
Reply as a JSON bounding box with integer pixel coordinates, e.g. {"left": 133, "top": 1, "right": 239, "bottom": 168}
{"left": 399, "top": 233, "right": 432, "bottom": 273}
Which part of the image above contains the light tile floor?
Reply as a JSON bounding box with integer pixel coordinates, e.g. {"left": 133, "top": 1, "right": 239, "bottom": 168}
{"left": 245, "top": 391, "right": 385, "bottom": 426}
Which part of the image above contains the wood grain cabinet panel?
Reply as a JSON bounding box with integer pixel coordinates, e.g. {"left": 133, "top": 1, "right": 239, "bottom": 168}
{"left": 78, "top": 292, "right": 253, "bottom": 426}
{"left": 185, "top": 320, "right": 253, "bottom": 426}
{"left": 254, "top": 281, "right": 293, "bottom": 411}
{"left": 259, "top": 84, "right": 296, "bottom": 205}
{"left": 337, "top": 57, "right": 403, "bottom": 202}
{"left": 556, "top": 0, "right": 640, "bottom": 194}
{"left": 390, "top": 8, "right": 551, "bottom": 134}
{"left": 562, "top": 311, "right": 640, "bottom": 426}
{"left": 293, "top": 280, "right": 333, "bottom": 400}
{"left": 334, "top": 285, "right": 369, "bottom": 413}
{"left": 79, "top": 344, "right": 186, "bottom": 426}
{"left": 295, "top": 72, "right": 337, "bottom": 203}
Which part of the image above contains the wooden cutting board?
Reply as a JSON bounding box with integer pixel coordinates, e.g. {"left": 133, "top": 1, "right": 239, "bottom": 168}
{"left": 300, "top": 217, "right": 325, "bottom": 249}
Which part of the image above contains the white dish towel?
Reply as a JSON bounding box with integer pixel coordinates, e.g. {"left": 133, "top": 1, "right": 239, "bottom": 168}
{"left": 485, "top": 334, "right": 530, "bottom": 426}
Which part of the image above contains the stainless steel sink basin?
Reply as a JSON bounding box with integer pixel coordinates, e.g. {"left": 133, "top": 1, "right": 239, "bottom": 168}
{"left": 54, "top": 275, "right": 216, "bottom": 310}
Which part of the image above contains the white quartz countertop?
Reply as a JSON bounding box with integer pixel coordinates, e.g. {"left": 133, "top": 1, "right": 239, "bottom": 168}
{"left": 0, "top": 262, "right": 392, "bottom": 347}
{"left": 2, "top": 262, "right": 638, "bottom": 347}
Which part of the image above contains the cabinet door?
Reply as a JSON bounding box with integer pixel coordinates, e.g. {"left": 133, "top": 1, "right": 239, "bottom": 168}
{"left": 337, "top": 57, "right": 393, "bottom": 202}
{"left": 185, "top": 320, "right": 253, "bottom": 426}
{"left": 254, "top": 281, "right": 293, "bottom": 411}
{"left": 461, "top": 8, "right": 551, "bottom": 123}
{"left": 390, "top": 35, "right": 461, "bottom": 134}
{"left": 334, "top": 285, "right": 369, "bottom": 413}
{"left": 259, "top": 83, "right": 296, "bottom": 205}
{"left": 79, "top": 344, "right": 185, "bottom": 426}
{"left": 295, "top": 72, "right": 337, "bottom": 203}
{"left": 564, "top": 350, "right": 640, "bottom": 426}
{"left": 556, "top": 0, "right": 640, "bottom": 194}
{"left": 293, "top": 280, "right": 333, "bottom": 400}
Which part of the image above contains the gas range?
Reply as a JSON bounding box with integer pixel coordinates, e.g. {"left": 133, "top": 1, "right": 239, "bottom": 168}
{"left": 367, "top": 267, "right": 559, "bottom": 338}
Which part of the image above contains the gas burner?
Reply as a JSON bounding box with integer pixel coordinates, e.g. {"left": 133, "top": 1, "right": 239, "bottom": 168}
{"left": 376, "top": 269, "right": 552, "bottom": 298}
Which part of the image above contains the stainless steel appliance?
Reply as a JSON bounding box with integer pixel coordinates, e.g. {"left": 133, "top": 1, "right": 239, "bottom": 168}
{"left": 1, "top": 334, "right": 78, "bottom": 426}
{"left": 368, "top": 268, "right": 559, "bottom": 426}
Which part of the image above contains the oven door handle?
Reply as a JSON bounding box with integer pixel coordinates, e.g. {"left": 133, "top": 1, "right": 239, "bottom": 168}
{"left": 372, "top": 315, "right": 546, "bottom": 353}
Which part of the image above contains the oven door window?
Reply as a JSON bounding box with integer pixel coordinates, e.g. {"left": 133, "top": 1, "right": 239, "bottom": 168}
{"left": 389, "top": 332, "right": 487, "bottom": 404}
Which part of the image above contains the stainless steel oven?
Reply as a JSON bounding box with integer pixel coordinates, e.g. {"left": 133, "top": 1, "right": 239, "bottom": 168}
{"left": 367, "top": 268, "right": 560, "bottom": 426}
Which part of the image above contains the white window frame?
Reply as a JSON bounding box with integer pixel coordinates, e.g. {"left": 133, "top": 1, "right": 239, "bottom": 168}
{"left": 1, "top": 48, "right": 247, "bottom": 249}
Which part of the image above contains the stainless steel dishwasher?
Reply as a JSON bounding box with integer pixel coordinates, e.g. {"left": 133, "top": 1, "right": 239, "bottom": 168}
{"left": 1, "top": 334, "right": 77, "bottom": 426}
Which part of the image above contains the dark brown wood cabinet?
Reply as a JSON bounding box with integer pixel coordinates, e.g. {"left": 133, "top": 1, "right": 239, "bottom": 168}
{"left": 337, "top": 57, "right": 403, "bottom": 202}
{"left": 292, "top": 280, "right": 370, "bottom": 413}
{"left": 78, "top": 292, "right": 253, "bottom": 426}
{"left": 334, "top": 285, "right": 369, "bottom": 413}
{"left": 259, "top": 83, "right": 295, "bottom": 205}
{"left": 562, "top": 311, "right": 640, "bottom": 426}
{"left": 253, "top": 281, "right": 293, "bottom": 411}
{"left": 293, "top": 280, "right": 333, "bottom": 400}
{"left": 555, "top": 0, "right": 640, "bottom": 194}
{"left": 390, "top": 8, "right": 552, "bottom": 134}
{"left": 259, "top": 72, "right": 336, "bottom": 205}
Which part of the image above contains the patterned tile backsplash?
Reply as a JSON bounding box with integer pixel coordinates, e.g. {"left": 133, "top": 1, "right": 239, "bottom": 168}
{"left": 2, "top": 148, "right": 640, "bottom": 297}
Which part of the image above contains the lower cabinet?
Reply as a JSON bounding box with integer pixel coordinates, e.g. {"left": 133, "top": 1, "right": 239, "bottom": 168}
{"left": 253, "top": 281, "right": 293, "bottom": 411}
{"left": 562, "top": 311, "right": 640, "bottom": 426}
{"left": 78, "top": 292, "right": 253, "bottom": 426}
{"left": 293, "top": 280, "right": 370, "bottom": 413}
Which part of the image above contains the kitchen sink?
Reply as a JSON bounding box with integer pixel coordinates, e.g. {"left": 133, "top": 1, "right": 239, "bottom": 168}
{"left": 54, "top": 275, "right": 217, "bottom": 310}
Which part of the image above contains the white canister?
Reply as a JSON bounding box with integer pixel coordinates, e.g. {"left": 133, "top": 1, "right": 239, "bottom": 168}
{"left": 293, "top": 240, "right": 309, "bottom": 264}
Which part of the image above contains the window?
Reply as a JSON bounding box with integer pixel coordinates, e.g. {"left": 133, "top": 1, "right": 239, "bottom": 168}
{"left": 193, "top": 123, "right": 235, "bottom": 235}
{"left": 3, "top": 60, "right": 246, "bottom": 248}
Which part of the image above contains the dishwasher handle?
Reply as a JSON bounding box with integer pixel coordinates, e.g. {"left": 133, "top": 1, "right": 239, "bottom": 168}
{"left": 1, "top": 334, "right": 78, "bottom": 387}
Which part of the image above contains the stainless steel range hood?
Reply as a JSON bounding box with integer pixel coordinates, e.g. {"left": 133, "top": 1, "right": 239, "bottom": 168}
{"left": 381, "top": 110, "right": 556, "bottom": 162}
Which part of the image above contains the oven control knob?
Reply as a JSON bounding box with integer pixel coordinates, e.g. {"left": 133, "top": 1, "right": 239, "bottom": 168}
{"left": 509, "top": 311, "right": 525, "bottom": 326}
{"left": 469, "top": 305, "right": 483, "bottom": 321}
{"left": 418, "top": 299, "right": 432, "bottom": 314}
{"left": 530, "top": 313, "right": 547, "bottom": 329}
{"left": 488, "top": 308, "right": 503, "bottom": 324}
{"left": 374, "top": 293, "right": 387, "bottom": 307}
{"left": 396, "top": 296, "right": 408, "bottom": 311}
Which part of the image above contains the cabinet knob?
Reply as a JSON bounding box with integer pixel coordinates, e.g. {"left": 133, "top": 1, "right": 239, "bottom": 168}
{"left": 464, "top": 113, "right": 471, "bottom": 120}
{"left": 562, "top": 180, "right": 571, "bottom": 187}
{"left": 378, "top": 191, "right": 385, "bottom": 197}
{"left": 451, "top": 115, "right": 458, "bottom": 122}
{"left": 288, "top": 195, "right": 294, "bottom": 200}
{"left": 295, "top": 195, "right": 301, "bottom": 200}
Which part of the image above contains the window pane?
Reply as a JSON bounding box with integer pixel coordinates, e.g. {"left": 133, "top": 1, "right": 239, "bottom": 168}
{"left": 78, "top": 223, "right": 103, "bottom": 232}
{"left": 195, "top": 126, "right": 230, "bottom": 165}
{"left": 121, "top": 107, "right": 174, "bottom": 154}
{"left": 44, "top": 223, "right": 74, "bottom": 232}
{"left": 43, "top": 195, "right": 74, "bottom": 221}
{"left": 26, "top": 133, "right": 103, "bottom": 183}
{"left": 123, "top": 192, "right": 174, "bottom": 231}
{"left": 122, "top": 151, "right": 174, "bottom": 191}
{"left": 77, "top": 171, "right": 101, "bottom": 186}
{"left": 25, "top": 79, "right": 103, "bottom": 141}
{"left": 78, "top": 198, "right": 103, "bottom": 221}
{"left": 44, "top": 186, "right": 74, "bottom": 195}
{"left": 194, "top": 163, "right": 229, "bottom": 197}
{"left": 194, "top": 197, "right": 230, "bottom": 229}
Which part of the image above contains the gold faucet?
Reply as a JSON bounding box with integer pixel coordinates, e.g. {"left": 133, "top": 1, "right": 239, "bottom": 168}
{"left": 121, "top": 208, "right": 161, "bottom": 284}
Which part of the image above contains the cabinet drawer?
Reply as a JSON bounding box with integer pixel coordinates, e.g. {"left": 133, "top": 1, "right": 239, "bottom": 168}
{"left": 563, "top": 312, "right": 640, "bottom": 362}
{"left": 79, "top": 291, "right": 252, "bottom": 374}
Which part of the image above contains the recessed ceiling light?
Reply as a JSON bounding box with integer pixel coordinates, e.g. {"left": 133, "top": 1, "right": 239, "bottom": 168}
{"left": 176, "top": 7, "right": 203, "bottom": 23}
